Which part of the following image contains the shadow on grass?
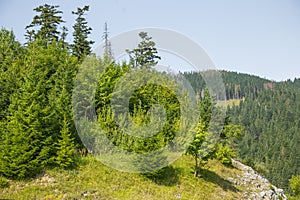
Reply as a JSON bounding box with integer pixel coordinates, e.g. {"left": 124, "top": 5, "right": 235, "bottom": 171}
{"left": 198, "top": 168, "right": 240, "bottom": 192}
{"left": 143, "top": 166, "right": 181, "bottom": 186}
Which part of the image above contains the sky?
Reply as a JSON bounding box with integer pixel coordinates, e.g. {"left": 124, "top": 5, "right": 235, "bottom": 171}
{"left": 0, "top": 0, "right": 300, "bottom": 81}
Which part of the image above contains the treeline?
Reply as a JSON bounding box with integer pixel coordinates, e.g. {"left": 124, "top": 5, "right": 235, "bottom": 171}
{"left": 183, "top": 70, "right": 274, "bottom": 100}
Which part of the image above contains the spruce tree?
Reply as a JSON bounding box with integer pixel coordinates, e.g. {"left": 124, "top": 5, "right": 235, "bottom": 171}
{"left": 0, "top": 40, "right": 77, "bottom": 178}
{"left": 55, "top": 115, "right": 76, "bottom": 168}
{"left": 71, "top": 5, "right": 94, "bottom": 62}
{"left": 25, "top": 4, "right": 64, "bottom": 43}
{"left": 0, "top": 58, "right": 53, "bottom": 178}
{"left": 126, "top": 32, "right": 161, "bottom": 69}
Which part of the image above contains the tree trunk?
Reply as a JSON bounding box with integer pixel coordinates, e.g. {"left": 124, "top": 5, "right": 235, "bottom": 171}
{"left": 194, "top": 156, "right": 198, "bottom": 177}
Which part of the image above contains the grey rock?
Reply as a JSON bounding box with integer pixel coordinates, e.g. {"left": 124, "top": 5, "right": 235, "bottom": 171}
{"left": 230, "top": 159, "right": 288, "bottom": 200}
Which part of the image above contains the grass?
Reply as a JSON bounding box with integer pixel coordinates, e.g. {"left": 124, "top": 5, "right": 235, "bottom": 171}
{"left": 0, "top": 155, "right": 246, "bottom": 200}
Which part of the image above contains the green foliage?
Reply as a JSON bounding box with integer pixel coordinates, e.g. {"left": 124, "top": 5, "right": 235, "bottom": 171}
{"left": 0, "top": 39, "right": 79, "bottom": 178}
{"left": 186, "top": 89, "right": 215, "bottom": 176}
{"left": 0, "top": 4, "right": 84, "bottom": 179}
{"left": 0, "top": 70, "right": 52, "bottom": 177}
{"left": 55, "top": 116, "right": 76, "bottom": 168}
{"left": 186, "top": 70, "right": 299, "bottom": 190}
{"left": 183, "top": 70, "right": 272, "bottom": 100}
{"left": 71, "top": 5, "right": 94, "bottom": 61}
{"left": 95, "top": 62, "right": 128, "bottom": 111}
{"left": 95, "top": 60, "right": 181, "bottom": 155}
{"left": 25, "top": 4, "right": 64, "bottom": 43}
{"left": 228, "top": 81, "right": 300, "bottom": 190}
{"left": 126, "top": 32, "right": 161, "bottom": 68}
{"left": 289, "top": 175, "right": 300, "bottom": 196}
{"left": 186, "top": 122, "right": 207, "bottom": 177}
{"left": 0, "top": 28, "right": 22, "bottom": 71}
{"left": 215, "top": 145, "right": 233, "bottom": 165}
{"left": 216, "top": 119, "right": 243, "bottom": 165}
{"left": 286, "top": 195, "right": 300, "bottom": 200}
{"left": 0, "top": 176, "right": 9, "bottom": 189}
{"left": 0, "top": 29, "right": 22, "bottom": 121}
{"left": 187, "top": 89, "right": 242, "bottom": 176}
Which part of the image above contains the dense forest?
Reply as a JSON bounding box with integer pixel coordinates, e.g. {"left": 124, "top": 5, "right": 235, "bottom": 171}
{"left": 183, "top": 70, "right": 274, "bottom": 100}
{"left": 0, "top": 3, "right": 299, "bottom": 199}
{"left": 227, "top": 79, "right": 300, "bottom": 191}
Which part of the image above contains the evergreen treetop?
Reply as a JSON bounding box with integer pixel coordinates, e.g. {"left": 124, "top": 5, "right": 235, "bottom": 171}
{"left": 25, "top": 4, "right": 64, "bottom": 44}
{"left": 71, "top": 5, "right": 94, "bottom": 62}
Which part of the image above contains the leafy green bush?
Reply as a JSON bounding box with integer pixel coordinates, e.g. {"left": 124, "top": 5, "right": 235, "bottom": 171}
{"left": 289, "top": 175, "right": 300, "bottom": 196}
{"left": 215, "top": 145, "right": 232, "bottom": 165}
{"left": 0, "top": 176, "right": 9, "bottom": 188}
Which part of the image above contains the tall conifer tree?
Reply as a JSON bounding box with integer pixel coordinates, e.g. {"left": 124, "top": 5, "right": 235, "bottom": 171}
{"left": 25, "top": 4, "right": 64, "bottom": 44}
{"left": 71, "top": 5, "right": 94, "bottom": 62}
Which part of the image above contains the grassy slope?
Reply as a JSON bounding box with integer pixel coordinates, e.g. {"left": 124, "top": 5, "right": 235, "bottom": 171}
{"left": 0, "top": 155, "right": 247, "bottom": 200}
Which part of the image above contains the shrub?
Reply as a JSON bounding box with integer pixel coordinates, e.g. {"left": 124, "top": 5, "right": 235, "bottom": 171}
{"left": 289, "top": 175, "right": 300, "bottom": 196}
{"left": 0, "top": 176, "right": 9, "bottom": 189}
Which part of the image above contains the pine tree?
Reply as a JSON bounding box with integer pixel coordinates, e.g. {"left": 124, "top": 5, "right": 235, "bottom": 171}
{"left": 187, "top": 89, "right": 241, "bottom": 176}
{"left": 60, "top": 26, "right": 69, "bottom": 48}
{"left": 186, "top": 122, "right": 207, "bottom": 177}
{"left": 55, "top": 115, "right": 76, "bottom": 168}
{"left": 0, "top": 60, "right": 53, "bottom": 178}
{"left": 71, "top": 5, "right": 94, "bottom": 62}
{"left": 199, "top": 89, "right": 214, "bottom": 130}
{"left": 0, "top": 39, "right": 77, "bottom": 178}
{"left": 126, "top": 32, "right": 161, "bottom": 69}
{"left": 25, "top": 4, "right": 64, "bottom": 44}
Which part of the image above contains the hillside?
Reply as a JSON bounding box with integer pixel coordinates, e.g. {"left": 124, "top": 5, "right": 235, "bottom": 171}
{"left": 0, "top": 4, "right": 299, "bottom": 198}
{"left": 184, "top": 70, "right": 300, "bottom": 192}
{"left": 183, "top": 70, "right": 273, "bottom": 100}
{"left": 0, "top": 155, "right": 288, "bottom": 200}
{"left": 227, "top": 79, "right": 300, "bottom": 191}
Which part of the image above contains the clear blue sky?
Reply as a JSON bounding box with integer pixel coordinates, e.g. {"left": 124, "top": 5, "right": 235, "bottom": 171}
{"left": 1, "top": 0, "right": 299, "bottom": 81}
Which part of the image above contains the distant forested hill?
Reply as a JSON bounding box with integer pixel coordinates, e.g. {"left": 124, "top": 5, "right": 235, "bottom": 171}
{"left": 227, "top": 79, "right": 300, "bottom": 191}
{"left": 183, "top": 70, "right": 273, "bottom": 100}
{"left": 184, "top": 70, "right": 300, "bottom": 191}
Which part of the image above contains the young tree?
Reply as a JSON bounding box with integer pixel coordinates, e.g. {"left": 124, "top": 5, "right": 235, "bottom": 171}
{"left": 55, "top": 115, "right": 76, "bottom": 168}
{"left": 25, "top": 4, "right": 64, "bottom": 43}
{"left": 71, "top": 5, "right": 94, "bottom": 62}
{"left": 186, "top": 122, "right": 207, "bottom": 177}
{"left": 127, "top": 32, "right": 161, "bottom": 69}
{"left": 187, "top": 89, "right": 242, "bottom": 177}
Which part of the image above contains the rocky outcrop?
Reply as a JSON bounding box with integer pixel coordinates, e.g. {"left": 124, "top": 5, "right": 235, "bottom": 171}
{"left": 228, "top": 159, "right": 288, "bottom": 200}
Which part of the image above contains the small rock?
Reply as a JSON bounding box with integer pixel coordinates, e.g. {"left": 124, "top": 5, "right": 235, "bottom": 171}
{"left": 259, "top": 192, "right": 266, "bottom": 198}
